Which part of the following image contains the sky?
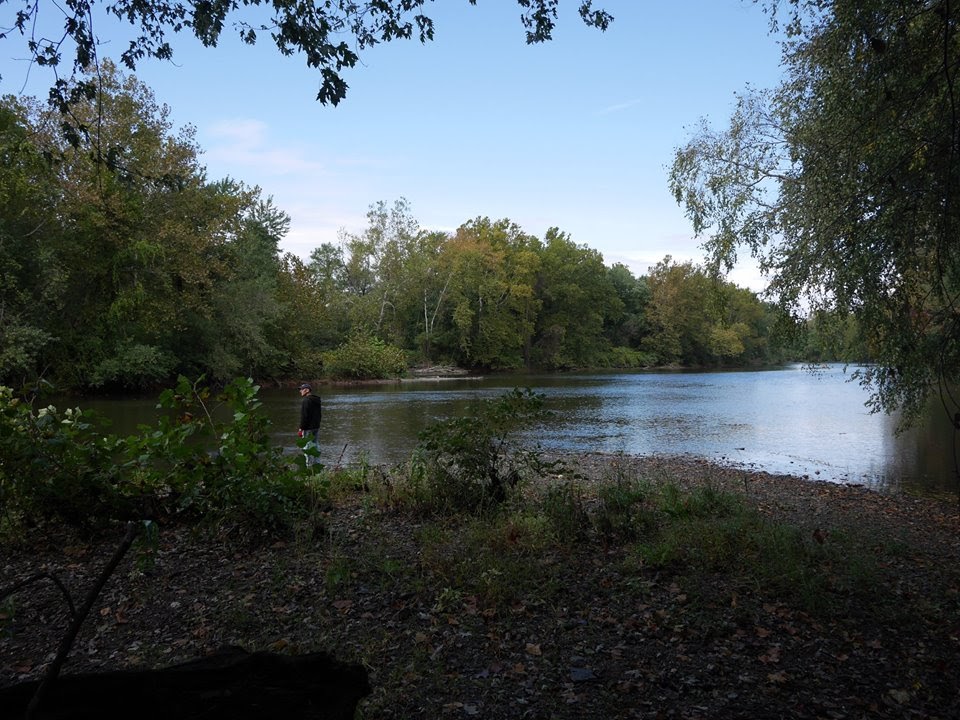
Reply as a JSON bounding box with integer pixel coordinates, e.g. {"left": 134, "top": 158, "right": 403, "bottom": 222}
{"left": 0, "top": 1, "right": 786, "bottom": 291}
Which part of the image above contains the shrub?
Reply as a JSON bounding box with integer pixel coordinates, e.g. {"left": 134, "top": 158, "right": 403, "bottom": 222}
{"left": 118, "top": 376, "right": 308, "bottom": 533}
{"left": 0, "top": 377, "right": 310, "bottom": 536}
{"left": 602, "top": 346, "right": 657, "bottom": 368}
{"left": 414, "top": 388, "right": 558, "bottom": 515}
{"left": 322, "top": 333, "right": 407, "bottom": 380}
{"left": 88, "top": 342, "right": 177, "bottom": 390}
{"left": 0, "top": 387, "right": 122, "bottom": 528}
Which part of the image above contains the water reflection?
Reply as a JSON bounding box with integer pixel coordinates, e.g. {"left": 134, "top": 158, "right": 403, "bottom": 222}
{"left": 53, "top": 365, "right": 958, "bottom": 496}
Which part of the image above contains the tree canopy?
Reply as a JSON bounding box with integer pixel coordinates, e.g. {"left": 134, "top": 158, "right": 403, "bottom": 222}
{"left": 670, "top": 0, "right": 960, "bottom": 424}
{"left": 2, "top": 0, "right": 612, "bottom": 107}
{"left": 0, "top": 61, "right": 799, "bottom": 390}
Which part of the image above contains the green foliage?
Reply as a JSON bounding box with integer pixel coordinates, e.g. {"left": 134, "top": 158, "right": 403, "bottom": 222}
{"left": 119, "top": 376, "right": 307, "bottom": 532}
{"left": 658, "top": 482, "right": 742, "bottom": 520}
{"left": 9, "top": 2, "right": 612, "bottom": 111}
{"left": 0, "top": 378, "right": 309, "bottom": 535}
{"left": 540, "top": 482, "right": 590, "bottom": 542}
{"left": 600, "top": 346, "right": 657, "bottom": 369}
{"left": 442, "top": 218, "right": 542, "bottom": 370}
{"left": 670, "top": 0, "right": 960, "bottom": 421}
{"left": 533, "top": 228, "right": 622, "bottom": 368}
{"left": 416, "top": 512, "right": 562, "bottom": 608}
{"left": 627, "top": 483, "right": 875, "bottom": 616}
{"left": 0, "top": 386, "right": 123, "bottom": 527}
{"left": 89, "top": 342, "right": 177, "bottom": 390}
{"left": 414, "top": 388, "right": 556, "bottom": 514}
{"left": 0, "top": 59, "right": 806, "bottom": 393}
{"left": 322, "top": 332, "right": 407, "bottom": 380}
{"left": 593, "top": 475, "right": 656, "bottom": 543}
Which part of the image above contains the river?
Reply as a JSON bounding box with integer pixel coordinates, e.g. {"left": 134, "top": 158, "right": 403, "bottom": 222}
{"left": 59, "top": 364, "right": 958, "bottom": 496}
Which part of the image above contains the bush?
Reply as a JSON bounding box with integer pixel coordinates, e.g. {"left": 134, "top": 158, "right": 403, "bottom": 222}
{"left": 117, "top": 376, "right": 308, "bottom": 533}
{"left": 0, "top": 377, "right": 310, "bottom": 535}
{"left": 414, "top": 388, "right": 558, "bottom": 515}
{"left": 322, "top": 333, "right": 407, "bottom": 380}
{"left": 88, "top": 342, "right": 177, "bottom": 389}
{"left": 0, "top": 387, "right": 123, "bottom": 528}
{"left": 601, "top": 346, "right": 657, "bottom": 368}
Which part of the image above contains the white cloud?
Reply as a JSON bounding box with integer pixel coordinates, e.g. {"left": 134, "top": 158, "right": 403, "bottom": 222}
{"left": 200, "top": 118, "right": 328, "bottom": 177}
{"left": 596, "top": 98, "right": 646, "bottom": 117}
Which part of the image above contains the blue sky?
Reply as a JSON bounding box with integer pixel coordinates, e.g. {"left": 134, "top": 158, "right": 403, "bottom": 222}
{"left": 1, "top": 1, "right": 785, "bottom": 290}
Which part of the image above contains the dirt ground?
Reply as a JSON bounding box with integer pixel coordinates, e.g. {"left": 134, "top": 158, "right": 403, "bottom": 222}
{"left": 2, "top": 454, "right": 958, "bottom": 719}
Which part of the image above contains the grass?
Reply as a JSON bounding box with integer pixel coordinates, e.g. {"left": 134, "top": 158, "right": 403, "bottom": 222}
{"left": 368, "top": 456, "right": 888, "bottom": 620}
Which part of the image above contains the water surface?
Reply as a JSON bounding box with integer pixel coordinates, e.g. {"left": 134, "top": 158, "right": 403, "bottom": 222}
{"left": 62, "top": 364, "right": 959, "bottom": 495}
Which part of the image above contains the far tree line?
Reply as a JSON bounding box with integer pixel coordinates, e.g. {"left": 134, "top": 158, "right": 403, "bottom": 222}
{"left": 0, "top": 63, "right": 866, "bottom": 394}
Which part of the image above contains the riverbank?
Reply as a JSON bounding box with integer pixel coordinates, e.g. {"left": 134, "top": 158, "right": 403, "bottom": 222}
{"left": 2, "top": 455, "right": 958, "bottom": 718}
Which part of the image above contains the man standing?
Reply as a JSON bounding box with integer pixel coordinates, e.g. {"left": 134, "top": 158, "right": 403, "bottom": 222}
{"left": 298, "top": 383, "right": 323, "bottom": 466}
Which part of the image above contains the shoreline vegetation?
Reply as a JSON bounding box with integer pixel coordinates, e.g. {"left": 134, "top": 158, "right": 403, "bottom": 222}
{"left": 2, "top": 453, "right": 958, "bottom": 719}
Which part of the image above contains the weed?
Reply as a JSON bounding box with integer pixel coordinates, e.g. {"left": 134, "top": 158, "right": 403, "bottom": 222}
{"left": 627, "top": 487, "right": 880, "bottom": 617}
{"left": 324, "top": 556, "right": 354, "bottom": 593}
{"left": 541, "top": 482, "right": 590, "bottom": 542}
{"left": 0, "top": 377, "right": 314, "bottom": 536}
{"left": 432, "top": 587, "right": 464, "bottom": 614}
{"left": 593, "top": 471, "right": 655, "bottom": 543}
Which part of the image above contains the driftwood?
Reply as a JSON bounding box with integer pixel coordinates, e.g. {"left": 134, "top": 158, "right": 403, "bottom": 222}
{"left": 0, "top": 646, "right": 371, "bottom": 720}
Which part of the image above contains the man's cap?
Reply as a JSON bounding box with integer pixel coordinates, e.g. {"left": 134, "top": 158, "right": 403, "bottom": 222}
{"left": 298, "top": 383, "right": 312, "bottom": 390}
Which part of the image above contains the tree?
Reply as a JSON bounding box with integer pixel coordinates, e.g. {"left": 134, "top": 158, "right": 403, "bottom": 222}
{"left": 11, "top": 61, "right": 237, "bottom": 389}
{"left": 204, "top": 194, "right": 292, "bottom": 381}
{"left": 407, "top": 230, "right": 453, "bottom": 363}
{"left": 605, "top": 263, "right": 651, "bottom": 350}
{"left": 670, "top": 0, "right": 960, "bottom": 424}
{"left": 0, "top": 62, "right": 285, "bottom": 390}
{"left": 533, "top": 228, "right": 621, "bottom": 368}
{"left": 444, "top": 218, "right": 541, "bottom": 369}
{"left": 337, "top": 198, "right": 421, "bottom": 343}
{"left": 3, "top": 1, "right": 612, "bottom": 108}
{"left": 0, "top": 101, "right": 59, "bottom": 388}
{"left": 642, "top": 258, "right": 716, "bottom": 365}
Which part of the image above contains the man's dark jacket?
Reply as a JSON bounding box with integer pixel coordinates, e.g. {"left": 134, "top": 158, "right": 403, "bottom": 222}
{"left": 300, "top": 394, "right": 322, "bottom": 431}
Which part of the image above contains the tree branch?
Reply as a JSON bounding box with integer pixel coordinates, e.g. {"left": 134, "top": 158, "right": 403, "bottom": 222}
{"left": 25, "top": 521, "right": 141, "bottom": 720}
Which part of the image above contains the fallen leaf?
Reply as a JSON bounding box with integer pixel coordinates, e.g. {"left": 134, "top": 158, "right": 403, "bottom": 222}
{"left": 888, "top": 689, "right": 911, "bottom": 704}
{"left": 759, "top": 645, "right": 781, "bottom": 664}
{"left": 525, "top": 643, "right": 542, "bottom": 656}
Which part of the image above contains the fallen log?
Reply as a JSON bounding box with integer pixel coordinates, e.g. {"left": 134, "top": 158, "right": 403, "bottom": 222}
{"left": 0, "top": 646, "right": 371, "bottom": 720}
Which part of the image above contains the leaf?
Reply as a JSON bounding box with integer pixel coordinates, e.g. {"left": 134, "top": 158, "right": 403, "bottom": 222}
{"left": 758, "top": 645, "right": 781, "bottom": 664}
{"left": 888, "top": 689, "right": 911, "bottom": 704}
{"left": 525, "top": 643, "right": 542, "bottom": 656}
